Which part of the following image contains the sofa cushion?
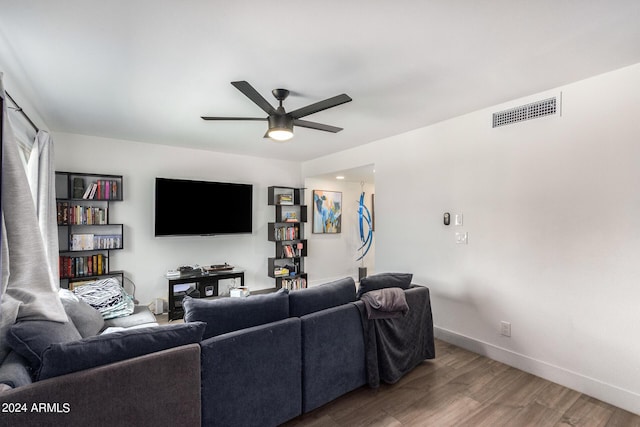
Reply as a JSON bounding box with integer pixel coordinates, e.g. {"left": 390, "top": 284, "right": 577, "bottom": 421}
{"left": 356, "top": 272, "right": 413, "bottom": 299}
{"left": 289, "top": 277, "right": 356, "bottom": 318}
{"left": 59, "top": 288, "right": 105, "bottom": 338}
{"left": 0, "top": 351, "right": 33, "bottom": 388}
{"left": 183, "top": 288, "right": 289, "bottom": 339}
{"left": 299, "top": 304, "right": 366, "bottom": 412}
{"left": 37, "top": 321, "right": 206, "bottom": 381}
{"left": 103, "top": 305, "right": 157, "bottom": 329}
{"left": 199, "top": 318, "right": 302, "bottom": 426}
{"left": 5, "top": 320, "right": 82, "bottom": 374}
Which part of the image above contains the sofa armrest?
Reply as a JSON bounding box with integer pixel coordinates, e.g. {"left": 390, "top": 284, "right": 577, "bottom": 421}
{"left": 0, "top": 344, "right": 201, "bottom": 427}
{"left": 200, "top": 318, "right": 301, "bottom": 427}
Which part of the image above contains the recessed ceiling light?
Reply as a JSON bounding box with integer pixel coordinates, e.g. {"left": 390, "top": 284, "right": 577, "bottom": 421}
{"left": 336, "top": 176, "right": 345, "bottom": 180}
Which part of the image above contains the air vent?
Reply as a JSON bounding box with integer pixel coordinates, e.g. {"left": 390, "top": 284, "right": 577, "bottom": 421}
{"left": 492, "top": 97, "right": 557, "bottom": 128}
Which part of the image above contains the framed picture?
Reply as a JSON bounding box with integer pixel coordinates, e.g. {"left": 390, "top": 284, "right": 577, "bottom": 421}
{"left": 312, "top": 190, "right": 342, "bottom": 234}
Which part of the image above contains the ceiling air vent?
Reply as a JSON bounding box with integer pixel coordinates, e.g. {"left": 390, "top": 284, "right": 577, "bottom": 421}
{"left": 492, "top": 97, "right": 557, "bottom": 128}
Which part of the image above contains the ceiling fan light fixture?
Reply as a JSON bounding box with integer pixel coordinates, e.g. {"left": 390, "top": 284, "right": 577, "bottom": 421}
{"left": 267, "top": 114, "right": 294, "bottom": 141}
{"left": 268, "top": 128, "right": 294, "bottom": 141}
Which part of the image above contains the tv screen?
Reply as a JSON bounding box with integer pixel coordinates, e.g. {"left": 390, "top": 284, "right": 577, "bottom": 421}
{"left": 154, "top": 178, "right": 253, "bottom": 236}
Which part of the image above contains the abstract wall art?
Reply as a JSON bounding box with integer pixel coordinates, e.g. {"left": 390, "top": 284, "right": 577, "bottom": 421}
{"left": 312, "top": 190, "right": 342, "bottom": 234}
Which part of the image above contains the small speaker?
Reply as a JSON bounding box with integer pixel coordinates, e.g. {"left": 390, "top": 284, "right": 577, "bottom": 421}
{"left": 153, "top": 298, "right": 164, "bottom": 315}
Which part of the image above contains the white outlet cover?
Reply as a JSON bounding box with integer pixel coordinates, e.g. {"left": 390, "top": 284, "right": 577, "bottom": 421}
{"left": 455, "top": 232, "right": 468, "bottom": 244}
{"left": 455, "top": 213, "right": 463, "bottom": 226}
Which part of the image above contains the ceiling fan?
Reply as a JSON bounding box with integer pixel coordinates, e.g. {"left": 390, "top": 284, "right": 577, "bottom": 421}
{"left": 201, "top": 81, "right": 352, "bottom": 141}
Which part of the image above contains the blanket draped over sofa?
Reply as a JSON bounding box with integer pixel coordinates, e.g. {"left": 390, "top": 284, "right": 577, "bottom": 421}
{"left": 355, "top": 285, "right": 435, "bottom": 387}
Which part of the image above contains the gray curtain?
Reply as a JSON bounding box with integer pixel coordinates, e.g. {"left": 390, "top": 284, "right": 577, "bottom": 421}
{"left": 0, "top": 74, "right": 67, "bottom": 362}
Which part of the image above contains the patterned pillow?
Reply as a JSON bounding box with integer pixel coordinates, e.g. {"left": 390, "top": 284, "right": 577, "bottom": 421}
{"left": 73, "top": 278, "right": 134, "bottom": 320}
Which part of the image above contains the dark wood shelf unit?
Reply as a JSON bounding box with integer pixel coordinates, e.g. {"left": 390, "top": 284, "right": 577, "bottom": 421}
{"left": 167, "top": 269, "right": 245, "bottom": 320}
{"left": 56, "top": 171, "right": 124, "bottom": 289}
{"left": 267, "top": 186, "right": 308, "bottom": 290}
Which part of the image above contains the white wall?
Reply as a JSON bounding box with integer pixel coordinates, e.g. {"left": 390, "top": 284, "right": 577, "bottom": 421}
{"left": 302, "top": 63, "right": 640, "bottom": 414}
{"left": 53, "top": 133, "right": 302, "bottom": 305}
{"left": 303, "top": 177, "right": 375, "bottom": 285}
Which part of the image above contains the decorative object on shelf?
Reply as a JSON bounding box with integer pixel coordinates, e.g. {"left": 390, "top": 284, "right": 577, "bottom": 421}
{"left": 312, "top": 190, "right": 342, "bottom": 234}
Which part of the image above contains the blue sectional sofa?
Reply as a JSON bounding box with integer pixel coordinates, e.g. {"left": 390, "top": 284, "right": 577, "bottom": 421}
{"left": 183, "top": 274, "right": 435, "bottom": 426}
{"left": 0, "top": 274, "right": 434, "bottom": 427}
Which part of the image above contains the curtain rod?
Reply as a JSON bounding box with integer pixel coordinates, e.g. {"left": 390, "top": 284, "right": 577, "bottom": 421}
{"left": 5, "top": 90, "right": 40, "bottom": 133}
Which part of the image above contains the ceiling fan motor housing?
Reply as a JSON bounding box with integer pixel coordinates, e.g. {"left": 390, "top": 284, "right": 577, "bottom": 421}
{"left": 268, "top": 112, "right": 293, "bottom": 131}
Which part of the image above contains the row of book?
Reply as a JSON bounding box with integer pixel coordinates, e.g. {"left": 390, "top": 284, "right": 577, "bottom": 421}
{"left": 70, "top": 233, "right": 123, "bottom": 250}
{"left": 281, "top": 243, "right": 304, "bottom": 258}
{"left": 280, "top": 277, "right": 307, "bottom": 291}
{"left": 80, "top": 179, "right": 120, "bottom": 200}
{"left": 57, "top": 202, "right": 108, "bottom": 225}
{"left": 273, "top": 226, "right": 299, "bottom": 241}
{"left": 59, "top": 254, "right": 108, "bottom": 278}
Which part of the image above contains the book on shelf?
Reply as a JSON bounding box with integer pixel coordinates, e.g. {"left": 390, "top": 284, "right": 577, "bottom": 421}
{"left": 277, "top": 194, "right": 293, "bottom": 205}
{"left": 281, "top": 277, "right": 307, "bottom": 291}
{"left": 82, "top": 184, "right": 93, "bottom": 199}
{"left": 274, "top": 267, "right": 289, "bottom": 277}
{"left": 70, "top": 234, "right": 95, "bottom": 250}
{"left": 82, "top": 180, "right": 120, "bottom": 200}
{"left": 72, "top": 177, "right": 85, "bottom": 198}
{"left": 57, "top": 201, "right": 70, "bottom": 225}
{"left": 94, "top": 234, "right": 122, "bottom": 249}
{"left": 274, "top": 225, "right": 299, "bottom": 241}
{"left": 282, "top": 245, "right": 295, "bottom": 258}
{"left": 59, "top": 253, "right": 108, "bottom": 278}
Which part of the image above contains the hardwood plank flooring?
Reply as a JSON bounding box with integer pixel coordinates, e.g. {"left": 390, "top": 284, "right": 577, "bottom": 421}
{"left": 282, "top": 339, "right": 640, "bottom": 427}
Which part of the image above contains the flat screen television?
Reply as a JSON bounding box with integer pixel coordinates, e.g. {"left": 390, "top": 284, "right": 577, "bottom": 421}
{"left": 154, "top": 177, "right": 253, "bottom": 236}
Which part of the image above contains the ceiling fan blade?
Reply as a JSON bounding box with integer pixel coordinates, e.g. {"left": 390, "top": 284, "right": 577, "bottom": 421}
{"left": 293, "top": 119, "right": 343, "bottom": 133}
{"left": 201, "top": 117, "right": 266, "bottom": 121}
{"left": 231, "top": 81, "right": 277, "bottom": 115}
{"left": 289, "top": 93, "right": 352, "bottom": 119}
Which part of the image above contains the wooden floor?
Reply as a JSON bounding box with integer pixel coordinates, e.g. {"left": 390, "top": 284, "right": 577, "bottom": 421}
{"left": 282, "top": 339, "right": 640, "bottom": 427}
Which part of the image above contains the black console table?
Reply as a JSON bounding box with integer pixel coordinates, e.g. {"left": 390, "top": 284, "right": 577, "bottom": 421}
{"left": 167, "top": 269, "right": 245, "bottom": 320}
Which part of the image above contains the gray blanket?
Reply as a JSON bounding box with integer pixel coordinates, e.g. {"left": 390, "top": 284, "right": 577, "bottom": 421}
{"left": 359, "top": 287, "right": 409, "bottom": 319}
{"left": 354, "top": 285, "right": 435, "bottom": 388}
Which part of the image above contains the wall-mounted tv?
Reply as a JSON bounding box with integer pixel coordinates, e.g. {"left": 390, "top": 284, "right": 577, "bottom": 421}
{"left": 154, "top": 177, "right": 253, "bottom": 236}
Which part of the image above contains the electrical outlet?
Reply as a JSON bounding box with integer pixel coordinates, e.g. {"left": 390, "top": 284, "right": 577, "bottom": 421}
{"left": 500, "top": 321, "right": 511, "bottom": 337}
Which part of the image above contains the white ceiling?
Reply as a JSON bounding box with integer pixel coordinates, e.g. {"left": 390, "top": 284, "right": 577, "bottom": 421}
{"left": 1, "top": 1, "right": 640, "bottom": 162}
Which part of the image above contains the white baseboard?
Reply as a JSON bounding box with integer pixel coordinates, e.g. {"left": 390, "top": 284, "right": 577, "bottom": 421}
{"left": 434, "top": 326, "right": 640, "bottom": 416}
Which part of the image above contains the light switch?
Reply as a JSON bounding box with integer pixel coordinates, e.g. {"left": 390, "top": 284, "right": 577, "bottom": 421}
{"left": 454, "top": 213, "right": 463, "bottom": 226}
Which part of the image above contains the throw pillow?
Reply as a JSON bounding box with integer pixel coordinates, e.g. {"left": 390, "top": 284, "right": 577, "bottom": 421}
{"left": 356, "top": 272, "right": 413, "bottom": 299}
{"left": 289, "top": 277, "right": 356, "bottom": 317}
{"left": 183, "top": 288, "right": 289, "bottom": 339}
{"left": 5, "top": 320, "right": 82, "bottom": 374}
{"left": 59, "top": 288, "right": 105, "bottom": 337}
{"left": 73, "top": 277, "right": 134, "bottom": 319}
{"left": 37, "top": 321, "right": 206, "bottom": 381}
